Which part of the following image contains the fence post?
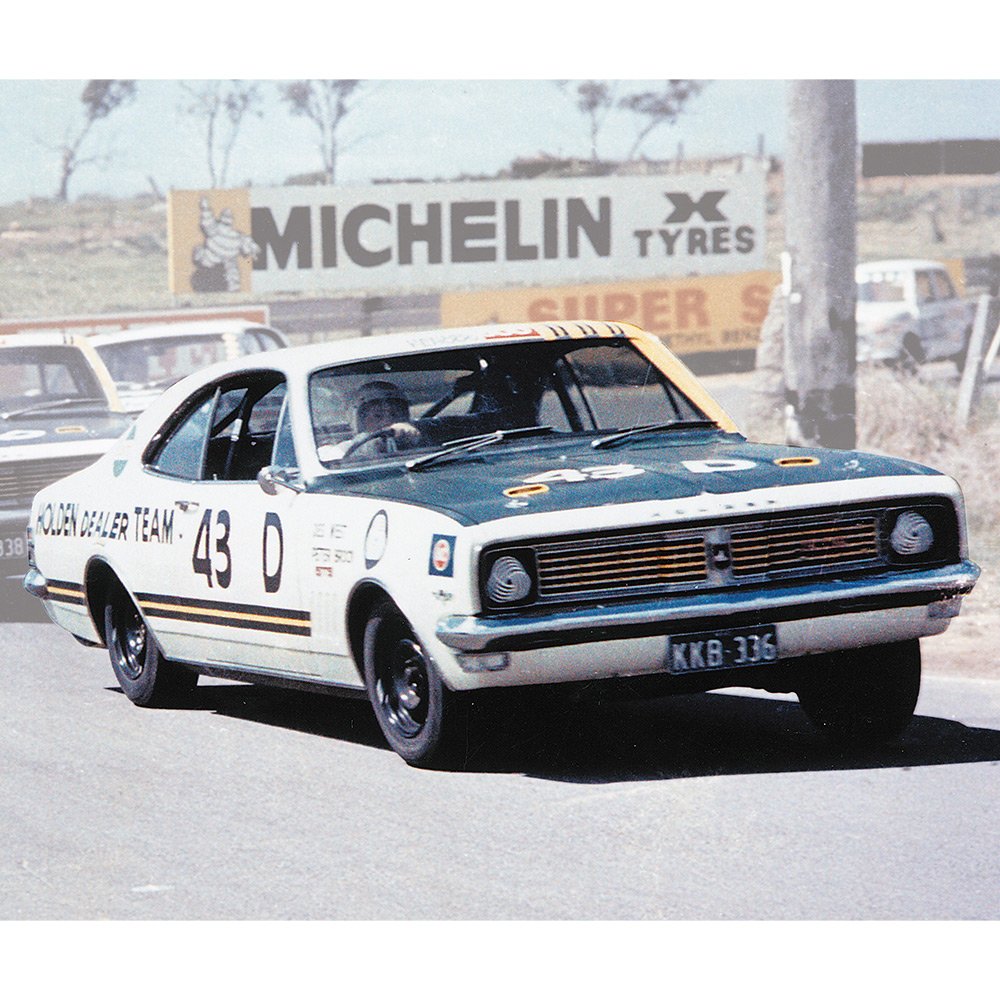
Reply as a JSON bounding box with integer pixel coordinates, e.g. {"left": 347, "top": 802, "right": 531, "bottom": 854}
{"left": 360, "top": 296, "right": 383, "bottom": 337}
{"left": 955, "top": 293, "right": 998, "bottom": 429}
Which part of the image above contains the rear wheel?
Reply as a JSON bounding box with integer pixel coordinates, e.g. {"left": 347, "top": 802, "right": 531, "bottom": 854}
{"left": 795, "top": 640, "right": 921, "bottom": 745}
{"left": 363, "top": 600, "right": 466, "bottom": 767}
{"left": 104, "top": 585, "right": 198, "bottom": 707}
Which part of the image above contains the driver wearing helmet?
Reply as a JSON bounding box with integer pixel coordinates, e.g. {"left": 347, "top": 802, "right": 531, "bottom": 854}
{"left": 325, "top": 380, "right": 422, "bottom": 460}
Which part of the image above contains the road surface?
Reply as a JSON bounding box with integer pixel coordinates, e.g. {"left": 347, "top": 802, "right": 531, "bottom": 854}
{"left": 2, "top": 621, "right": 998, "bottom": 920}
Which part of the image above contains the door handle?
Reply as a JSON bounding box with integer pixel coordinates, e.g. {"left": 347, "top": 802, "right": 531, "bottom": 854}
{"left": 175, "top": 500, "right": 200, "bottom": 512}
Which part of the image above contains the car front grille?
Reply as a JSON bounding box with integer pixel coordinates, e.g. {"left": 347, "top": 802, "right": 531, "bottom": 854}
{"left": 536, "top": 533, "right": 707, "bottom": 598}
{"left": 479, "top": 503, "right": 950, "bottom": 611}
{"left": 729, "top": 515, "right": 880, "bottom": 578}
{"left": 0, "top": 454, "right": 101, "bottom": 505}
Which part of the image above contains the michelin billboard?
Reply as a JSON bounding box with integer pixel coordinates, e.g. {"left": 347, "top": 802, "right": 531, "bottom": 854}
{"left": 168, "top": 168, "right": 766, "bottom": 296}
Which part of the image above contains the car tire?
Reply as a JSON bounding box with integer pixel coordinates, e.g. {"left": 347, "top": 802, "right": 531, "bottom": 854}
{"left": 363, "top": 599, "right": 466, "bottom": 767}
{"left": 794, "top": 640, "right": 921, "bottom": 745}
{"left": 896, "top": 334, "right": 924, "bottom": 374}
{"left": 104, "top": 585, "right": 198, "bottom": 707}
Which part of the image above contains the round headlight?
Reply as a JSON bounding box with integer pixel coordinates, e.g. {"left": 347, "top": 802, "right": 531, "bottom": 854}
{"left": 486, "top": 555, "right": 533, "bottom": 604}
{"left": 890, "top": 511, "right": 934, "bottom": 555}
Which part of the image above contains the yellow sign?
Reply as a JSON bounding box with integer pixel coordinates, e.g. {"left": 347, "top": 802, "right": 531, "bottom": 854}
{"left": 168, "top": 189, "right": 257, "bottom": 295}
{"left": 441, "top": 272, "right": 781, "bottom": 355}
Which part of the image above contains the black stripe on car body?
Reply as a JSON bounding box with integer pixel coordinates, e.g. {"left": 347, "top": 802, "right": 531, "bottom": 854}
{"left": 134, "top": 592, "right": 312, "bottom": 637}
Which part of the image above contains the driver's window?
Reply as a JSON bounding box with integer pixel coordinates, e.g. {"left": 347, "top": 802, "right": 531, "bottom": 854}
{"left": 930, "top": 270, "right": 956, "bottom": 300}
{"left": 204, "top": 387, "right": 251, "bottom": 480}
{"left": 204, "top": 377, "right": 287, "bottom": 481}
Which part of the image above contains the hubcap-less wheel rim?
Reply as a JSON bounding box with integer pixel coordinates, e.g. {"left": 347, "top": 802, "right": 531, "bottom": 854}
{"left": 115, "top": 604, "right": 147, "bottom": 681}
{"left": 376, "top": 637, "right": 429, "bottom": 737}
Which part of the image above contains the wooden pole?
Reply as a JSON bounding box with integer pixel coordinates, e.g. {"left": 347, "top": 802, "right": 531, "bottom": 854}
{"left": 783, "top": 81, "right": 858, "bottom": 450}
{"left": 955, "top": 294, "right": 999, "bottom": 429}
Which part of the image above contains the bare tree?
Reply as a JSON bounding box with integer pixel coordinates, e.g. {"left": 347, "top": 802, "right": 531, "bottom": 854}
{"left": 620, "top": 81, "right": 705, "bottom": 161}
{"left": 278, "top": 80, "right": 361, "bottom": 184}
{"left": 557, "top": 80, "right": 616, "bottom": 162}
{"left": 55, "top": 80, "right": 137, "bottom": 201}
{"left": 558, "top": 80, "right": 705, "bottom": 164}
{"left": 181, "top": 81, "right": 262, "bottom": 188}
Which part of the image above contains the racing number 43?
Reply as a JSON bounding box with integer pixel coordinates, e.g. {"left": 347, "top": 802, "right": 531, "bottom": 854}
{"left": 190, "top": 508, "right": 285, "bottom": 592}
{"left": 192, "top": 508, "right": 232, "bottom": 588}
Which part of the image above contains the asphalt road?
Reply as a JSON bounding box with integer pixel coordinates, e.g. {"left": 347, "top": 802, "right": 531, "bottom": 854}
{"left": 2, "top": 620, "right": 998, "bottom": 920}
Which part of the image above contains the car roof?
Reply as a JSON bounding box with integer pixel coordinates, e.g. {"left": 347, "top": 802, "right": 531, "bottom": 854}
{"left": 132, "top": 320, "right": 739, "bottom": 444}
{"left": 0, "top": 331, "right": 124, "bottom": 409}
{"left": 213, "top": 321, "right": 648, "bottom": 377}
{"left": 87, "top": 320, "right": 286, "bottom": 346}
{"left": 0, "top": 331, "right": 93, "bottom": 350}
{"left": 856, "top": 259, "right": 947, "bottom": 274}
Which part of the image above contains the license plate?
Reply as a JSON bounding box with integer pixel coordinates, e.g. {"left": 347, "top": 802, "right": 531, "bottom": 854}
{"left": 0, "top": 530, "right": 27, "bottom": 565}
{"left": 666, "top": 624, "right": 779, "bottom": 674}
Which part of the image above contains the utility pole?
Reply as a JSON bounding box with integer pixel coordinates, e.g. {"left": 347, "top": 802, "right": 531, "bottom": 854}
{"left": 783, "top": 80, "right": 858, "bottom": 449}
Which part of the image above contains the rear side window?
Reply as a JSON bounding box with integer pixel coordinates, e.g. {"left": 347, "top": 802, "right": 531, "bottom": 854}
{"left": 148, "top": 393, "right": 215, "bottom": 479}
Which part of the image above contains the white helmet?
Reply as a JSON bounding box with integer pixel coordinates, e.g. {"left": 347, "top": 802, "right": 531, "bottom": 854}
{"left": 351, "top": 380, "right": 409, "bottom": 433}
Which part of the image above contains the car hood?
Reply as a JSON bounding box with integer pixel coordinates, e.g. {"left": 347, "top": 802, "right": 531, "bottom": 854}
{"left": 856, "top": 301, "right": 911, "bottom": 332}
{"left": 306, "top": 432, "right": 942, "bottom": 526}
{"left": 0, "top": 411, "right": 133, "bottom": 456}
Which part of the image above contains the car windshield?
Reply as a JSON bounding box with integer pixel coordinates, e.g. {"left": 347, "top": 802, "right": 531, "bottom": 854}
{"left": 95, "top": 334, "right": 233, "bottom": 391}
{"left": 857, "top": 274, "right": 906, "bottom": 303}
{"left": 310, "top": 339, "right": 709, "bottom": 467}
{"left": 0, "top": 345, "right": 105, "bottom": 414}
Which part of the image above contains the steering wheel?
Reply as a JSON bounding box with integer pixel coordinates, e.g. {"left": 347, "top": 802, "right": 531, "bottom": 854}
{"left": 340, "top": 427, "right": 396, "bottom": 459}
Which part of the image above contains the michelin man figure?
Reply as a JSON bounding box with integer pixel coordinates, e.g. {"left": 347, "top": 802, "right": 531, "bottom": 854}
{"left": 192, "top": 197, "right": 260, "bottom": 292}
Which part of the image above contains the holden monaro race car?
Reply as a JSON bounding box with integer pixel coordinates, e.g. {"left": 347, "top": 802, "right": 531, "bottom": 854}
{"left": 24, "top": 321, "right": 979, "bottom": 766}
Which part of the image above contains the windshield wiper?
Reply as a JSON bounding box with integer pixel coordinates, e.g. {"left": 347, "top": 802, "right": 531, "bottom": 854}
{"left": 406, "top": 425, "right": 555, "bottom": 471}
{"left": 1, "top": 397, "right": 108, "bottom": 419}
{"left": 591, "top": 419, "right": 719, "bottom": 449}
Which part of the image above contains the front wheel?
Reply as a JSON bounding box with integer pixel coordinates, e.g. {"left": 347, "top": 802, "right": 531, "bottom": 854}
{"left": 794, "top": 640, "right": 921, "bottom": 745}
{"left": 104, "top": 585, "right": 198, "bottom": 707}
{"left": 363, "top": 600, "right": 465, "bottom": 767}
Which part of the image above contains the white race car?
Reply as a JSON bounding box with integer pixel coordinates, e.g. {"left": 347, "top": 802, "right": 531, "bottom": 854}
{"left": 1, "top": 332, "right": 132, "bottom": 603}
{"left": 25, "top": 322, "right": 979, "bottom": 766}
{"left": 88, "top": 319, "right": 289, "bottom": 415}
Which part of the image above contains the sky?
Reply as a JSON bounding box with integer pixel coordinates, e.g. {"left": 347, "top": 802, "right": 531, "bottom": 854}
{"left": 2, "top": 78, "right": 1000, "bottom": 204}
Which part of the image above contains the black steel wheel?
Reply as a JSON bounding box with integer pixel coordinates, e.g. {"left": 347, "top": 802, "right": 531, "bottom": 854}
{"left": 795, "top": 639, "right": 921, "bottom": 745}
{"left": 363, "top": 600, "right": 464, "bottom": 766}
{"left": 104, "top": 584, "right": 198, "bottom": 707}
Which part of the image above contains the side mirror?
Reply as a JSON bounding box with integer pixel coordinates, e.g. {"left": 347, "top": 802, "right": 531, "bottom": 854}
{"left": 257, "top": 466, "right": 303, "bottom": 496}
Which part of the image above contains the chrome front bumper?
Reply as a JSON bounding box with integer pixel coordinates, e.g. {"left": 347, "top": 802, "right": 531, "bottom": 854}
{"left": 22, "top": 567, "right": 48, "bottom": 599}
{"left": 436, "top": 562, "right": 981, "bottom": 653}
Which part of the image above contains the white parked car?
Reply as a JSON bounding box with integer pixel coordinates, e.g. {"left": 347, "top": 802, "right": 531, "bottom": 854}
{"left": 25, "top": 322, "right": 979, "bottom": 766}
{"left": 88, "top": 320, "right": 288, "bottom": 415}
{"left": 856, "top": 259, "right": 973, "bottom": 368}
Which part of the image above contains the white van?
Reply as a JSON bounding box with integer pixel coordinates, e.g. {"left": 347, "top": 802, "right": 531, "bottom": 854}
{"left": 856, "top": 259, "right": 972, "bottom": 368}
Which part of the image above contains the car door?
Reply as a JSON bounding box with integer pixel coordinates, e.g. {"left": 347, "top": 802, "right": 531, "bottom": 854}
{"left": 929, "top": 269, "right": 968, "bottom": 358}
{"left": 914, "top": 268, "right": 954, "bottom": 359}
{"left": 135, "top": 371, "right": 314, "bottom": 675}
